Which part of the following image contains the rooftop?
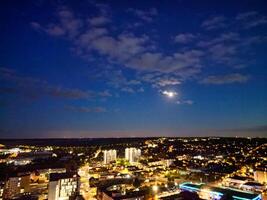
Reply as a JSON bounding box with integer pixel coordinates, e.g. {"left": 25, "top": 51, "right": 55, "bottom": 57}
{"left": 243, "top": 182, "right": 264, "bottom": 187}
{"left": 179, "top": 182, "right": 261, "bottom": 200}
{"left": 49, "top": 172, "right": 78, "bottom": 181}
{"left": 230, "top": 175, "right": 253, "bottom": 181}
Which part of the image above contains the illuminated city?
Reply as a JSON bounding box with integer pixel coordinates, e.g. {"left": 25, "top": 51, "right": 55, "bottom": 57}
{"left": 0, "top": 0, "right": 267, "bottom": 199}
{"left": 0, "top": 138, "right": 266, "bottom": 199}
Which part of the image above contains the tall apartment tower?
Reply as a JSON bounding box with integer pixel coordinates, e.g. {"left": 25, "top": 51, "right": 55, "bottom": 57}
{"left": 48, "top": 173, "right": 80, "bottom": 200}
{"left": 103, "top": 150, "right": 117, "bottom": 164}
{"left": 125, "top": 148, "right": 141, "bottom": 163}
{"left": 4, "top": 173, "right": 30, "bottom": 199}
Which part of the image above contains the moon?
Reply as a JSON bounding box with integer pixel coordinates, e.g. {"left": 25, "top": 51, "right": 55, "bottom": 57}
{"left": 162, "top": 90, "right": 177, "bottom": 98}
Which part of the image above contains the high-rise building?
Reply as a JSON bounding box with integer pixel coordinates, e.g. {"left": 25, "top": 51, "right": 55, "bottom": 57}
{"left": 48, "top": 173, "right": 80, "bottom": 200}
{"left": 125, "top": 148, "right": 141, "bottom": 163}
{"left": 103, "top": 150, "right": 117, "bottom": 164}
{"left": 4, "top": 173, "right": 30, "bottom": 199}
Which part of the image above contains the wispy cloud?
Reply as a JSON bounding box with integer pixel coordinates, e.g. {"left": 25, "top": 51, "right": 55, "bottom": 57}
{"left": 201, "top": 16, "right": 226, "bottom": 30}
{"left": 65, "top": 105, "right": 106, "bottom": 113}
{"left": 45, "top": 86, "right": 92, "bottom": 99}
{"left": 127, "top": 8, "right": 158, "bottom": 22}
{"left": 0, "top": 67, "right": 109, "bottom": 100}
{"left": 244, "top": 17, "right": 267, "bottom": 28}
{"left": 158, "top": 79, "right": 181, "bottom": 87}
{"left": 236, "top": 11, "right": 258, "bottom": 20}
{"left": 126, "top": 50, "right": 204, "bottom": 73}
{"left": 88, "top": 16, "right": 110, "bottom": 26}
{"left": 176, "top": 100, "right": 194, "bottom": 105}
{"left": 30, "top": 6, "right": 267, "bottom": 100}
{"left": 200, "top": 73, "right": 249, "bottom": 85}
{"left": 197, "top": 32, "right": 240, "bottom": 48}
{"left": 31, "top": 7, "right": 83, "bottom": 38}
{"left": 235, "top": 11, "right": 267, "bottom": 28}
{"left": 174, "top": 33, "right": 196, "bottom": 44}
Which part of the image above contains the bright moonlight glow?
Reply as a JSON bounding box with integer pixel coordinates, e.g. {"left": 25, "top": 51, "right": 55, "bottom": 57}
{"left": 162, "top": 90, "right": 177, "bottom": 98}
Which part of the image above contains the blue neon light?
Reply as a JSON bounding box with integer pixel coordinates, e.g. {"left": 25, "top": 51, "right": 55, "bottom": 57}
{"left": 232, "top": 194, "right": 261, "bottom": 200}
{"left": 180, "top": 185, "right": 200, "bottom": 192}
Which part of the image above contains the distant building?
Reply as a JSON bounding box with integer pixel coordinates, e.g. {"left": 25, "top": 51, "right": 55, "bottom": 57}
{"left": 32, "top": 168, "right": 66, "bottom": 182}
{"left": 0, "top": 181, "right": 4, "bottom": 200}
{"left": 98, "top": 184, "right": 146, "bottom": 200}
{"left": 254, "top": 170, "right": 267, "bottom": 184}
{"left": 240, "top": 182, "right": 266, "bottom": 193}
{"left": 103, "top": 150, "right": 117, "bottom": 164}
{"left": 4, "top": 173, "right": 30, "bottom": 199}
{"left": 48, "top": 173, "right": 80, "bottom": 200}
{"left": 223, "top": 175, "right": 254, "bottom": 188}
{"left": 7, "top": 151, "right": 53, "bottom": 166}
{"left": 146, "top": 159, "right": 174, "bottom": 169}
{"left": 125, "top": 148, "right": 141, "bottom": 163}
{"left": 159, "top": 191, "right": 200, "bottom": 200}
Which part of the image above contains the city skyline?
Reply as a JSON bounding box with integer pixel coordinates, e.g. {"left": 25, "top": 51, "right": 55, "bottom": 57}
{"left": 1, "top": 0, "right": 267, "bottom": 138}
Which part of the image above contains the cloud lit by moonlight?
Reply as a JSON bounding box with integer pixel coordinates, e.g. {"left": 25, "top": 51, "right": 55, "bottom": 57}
{"left": 162, "top": 90, "right": 178, "bottom": 98}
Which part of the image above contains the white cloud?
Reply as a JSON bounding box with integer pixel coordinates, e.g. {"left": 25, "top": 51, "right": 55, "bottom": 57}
{"left": 30, "top": 5, "right": 265, "bottom": 100}
{"left": 127, "top": 8, "right": 158, "bottom": 22}
{"left": 158, "top": 79, "right": 181, "bottom": 87}
{"left": 176, "top": 100, "right": 193, "bottom": 105}
{"left": 121, "top": 87, "right": 135, "bottom": 93}
{"left": 65, "top": 105, "right": 106, "bottom": 113}
{"left": 127, "top": 50, "right": 203, "bottom": 73}
{"left": 174, "top": 33, "right": 195, "bottom": 44}
{"left": 244, "top": 17, "right": 267, "bottom": 28}
{"left": 197, "top": 32, "right": 240, "bottom": 47}
{"left": 236, "top": 11, "right": 258, "bottom": 20}
{"left": 162, "top": 90, "right": 178, "bottom": 98}
{"left": 83, "top": 33, "right": 149, "bottom": 63}
{"left": 45, "top": 25, "right": 66, "bottom": 36}
{"left": 201, "top": 16, "right": 226, "bottom": 30}
{"left": 77, "top": 28, "right": 108, "bottom": 44}
{"left": 88, "top": 16, "right": 110, "bottom": 26}
{"left": 235, "top": 11, "right": 267, "bottom": 29}
{"left": 200, "top": 73, "right": 249, "bottom": 85}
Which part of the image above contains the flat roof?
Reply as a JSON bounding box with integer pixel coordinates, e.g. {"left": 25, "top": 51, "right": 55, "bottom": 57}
{"left": 180, "top": 182, "right": 204, "bottom": 191}
{"left": 243, "top": 182, "right": 264, "bottom": 186}
{"left": 179, "top": 183, "right": 261, "bottom": 200}
{"left": 210, "top": 186, "right": 260, "bottom": 200}
{"left": 229, "top": 175, "right": 252, "bottom": 181}
{"left": 49, "top": 173, "right": 78, "bottom": 181}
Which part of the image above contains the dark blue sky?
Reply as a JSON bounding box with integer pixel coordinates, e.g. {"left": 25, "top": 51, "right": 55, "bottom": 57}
{"left": 1, "top": 0, "right": 267, "bottom": 138}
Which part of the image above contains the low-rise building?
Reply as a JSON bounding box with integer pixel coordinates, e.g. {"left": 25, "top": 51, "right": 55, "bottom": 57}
{"left": 254, "top": 170, "right": 267, "bottom": 184}
{"left": 98, "top": 184, "right": 146, "bottom": 200}
{"left": 240, "top": 181, "right": 266, "bottom": 193}
{"left": 223, "top": 175, "right": 254, "bottom": 188}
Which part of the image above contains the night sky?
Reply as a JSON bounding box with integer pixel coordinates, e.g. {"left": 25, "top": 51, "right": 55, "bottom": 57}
{"left": 1, "top": 0, "right": 267, "bottom": 138}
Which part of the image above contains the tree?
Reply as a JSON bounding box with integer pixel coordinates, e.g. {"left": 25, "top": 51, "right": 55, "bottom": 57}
{"left": 133, "top": 178, "right": 141, "bottom": 188}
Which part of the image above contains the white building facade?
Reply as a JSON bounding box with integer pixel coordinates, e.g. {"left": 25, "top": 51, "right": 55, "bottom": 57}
{"left": 125, "top": 148, "right": 141, "bottom": 163}
{"left": 103, "top": 150, "right": 117, "bottom": 164}
{"left": 48, "top": 173, "right": 79, "bottom": 200}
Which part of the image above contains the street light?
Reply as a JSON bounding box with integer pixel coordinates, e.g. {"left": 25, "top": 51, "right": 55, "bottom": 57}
{"left": 152, "top": 185, "right": 158, "bottom": 192}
